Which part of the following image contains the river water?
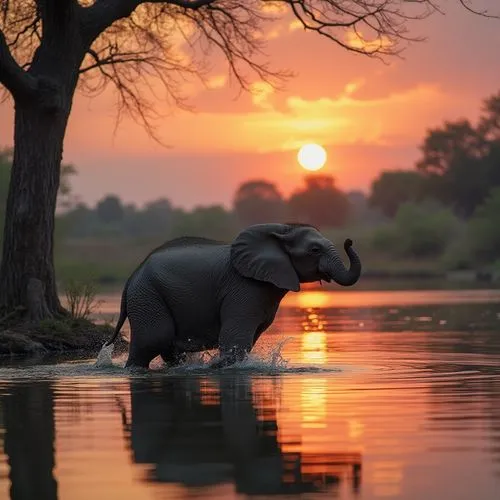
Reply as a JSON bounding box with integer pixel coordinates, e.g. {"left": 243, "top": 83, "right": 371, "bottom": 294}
{"left": 0, "top": 288, "right": 499, "bottom": 500}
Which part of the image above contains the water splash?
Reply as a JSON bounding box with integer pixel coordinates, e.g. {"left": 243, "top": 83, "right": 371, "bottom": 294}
{"left": 0, "top": 337, "right": 341, "bottom": 381}
{"left": 94, "top": 343, "right": 114, "bottom": 368}
{"left": 161, "top": 337, "right": 339, "bottom": 375}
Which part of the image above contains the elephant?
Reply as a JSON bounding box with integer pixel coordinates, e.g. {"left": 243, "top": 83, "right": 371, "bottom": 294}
{"left": 104, "top": 222, "right": 361, "bottom": 369}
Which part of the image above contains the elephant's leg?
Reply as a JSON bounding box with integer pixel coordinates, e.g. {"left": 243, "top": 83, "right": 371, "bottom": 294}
{"left": 160, "top": 348, "right": 186, "bottom": 368}
{"left": 211, "top": 318, "right": 257, "bottom": 369}
{"left": 126, "top": 293, "right": 175, "bottom": 369}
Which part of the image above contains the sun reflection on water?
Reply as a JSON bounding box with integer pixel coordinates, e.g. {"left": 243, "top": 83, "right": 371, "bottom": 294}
{"left": 301, "top": 308, "right": 328, "bottom": 365}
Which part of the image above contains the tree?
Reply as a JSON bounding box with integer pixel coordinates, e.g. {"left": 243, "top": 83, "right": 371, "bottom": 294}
{"left": 288, "top": 174, "right": 350, "bottom": 228}
{"left": 1, "top": 149, "right": 76, "bottom": 248}
{"left": 478, "top": 91, "right": 500, "bottom": 189}
{"left": 369, "top": 170, "right": 424, "bottom": 218}
{"left": 416, "top": 90, "right": 500, "bottom": 217}
{"left": 57, "top": 202, "right": 98, "bottom": 239}
{"left": 0, "top": 148, "right": 12, "bottom": 243}
{"left": 96, "top": 194, "right": 125, "bottom": 224}
{"left": 468, "top": 187, "right": 500, "bottom": 263}
{"left": 478, "top": 91, "right": 500, "bottom": 142}
{"left": 416, "top": 119, "right": 489, "bottom": 217}
{"left": 233, "top": 180, "right": 285, "bottom": 227}
{"left": 57, "top": 163, "right": 78, "bottom": 211}
{"left": 0, "top": 1, "right": 496, "bottom": 320}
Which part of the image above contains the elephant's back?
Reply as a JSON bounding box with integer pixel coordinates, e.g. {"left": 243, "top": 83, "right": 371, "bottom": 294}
{"left": 146, "top": 243, "right": 230, "bottom": 276}
{"left": 144, "top": 243, "right": 231, "bottom": 306}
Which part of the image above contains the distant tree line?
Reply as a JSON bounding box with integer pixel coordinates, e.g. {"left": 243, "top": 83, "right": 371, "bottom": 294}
{"left": 2, "top": 89, "right": 500, "bottom": 273}
{"left": 53, "top": 172, "right": 371, "bottom": 247}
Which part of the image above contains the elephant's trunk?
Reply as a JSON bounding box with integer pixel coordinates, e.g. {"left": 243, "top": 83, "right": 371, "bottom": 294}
{"left": 320, "top": 239, "right": 361, "bottom": 287}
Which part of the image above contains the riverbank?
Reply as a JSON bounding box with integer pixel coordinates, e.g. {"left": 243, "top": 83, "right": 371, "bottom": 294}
{"left": 0, "top": 316, "right": 128, "bottom": 358}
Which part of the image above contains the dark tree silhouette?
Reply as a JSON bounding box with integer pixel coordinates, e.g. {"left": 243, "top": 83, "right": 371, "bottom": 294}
{"left": 0, "top": 1, "right": 497, "bottom": 320}
{"left": 288, "top": 174, "right": 350, "bottom": 228}
{"left": 369, "top": 170, "right": 424, "bottom": 218}
{"left": 96, "top": 194, "right": 125, "bottom": 224}
{"left": 124, "top": 198, "right": 173, "bottom": 237}
{"left": 416, "top": 91, "right": 500, "bottom": 218}
{"left": 233, "top": 180, "right": 285, "bottom": 226}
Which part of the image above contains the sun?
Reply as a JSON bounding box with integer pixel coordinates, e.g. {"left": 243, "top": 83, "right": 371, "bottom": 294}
{"left": 297, "top": 143, "right": 327, "bottom": 171}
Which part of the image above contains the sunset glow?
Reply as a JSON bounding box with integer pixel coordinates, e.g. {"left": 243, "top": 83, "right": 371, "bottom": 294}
{"left": 0, "top": 2, "right": 499, "bottom": 209}
{"left": 297, "top": 143, "right": 327, "bottom": 171}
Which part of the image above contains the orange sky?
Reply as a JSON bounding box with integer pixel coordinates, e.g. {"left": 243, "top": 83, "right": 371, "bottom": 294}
{"left": 1, "top": 1, "right": 500, "bottom": 209}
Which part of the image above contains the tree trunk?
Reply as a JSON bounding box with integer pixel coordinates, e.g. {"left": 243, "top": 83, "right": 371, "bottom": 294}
{"left": 0, "top": 104, "right": 70, "bottom": 320}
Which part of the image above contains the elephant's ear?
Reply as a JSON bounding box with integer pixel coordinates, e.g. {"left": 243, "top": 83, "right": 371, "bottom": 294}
{"left": 230, "top": 224, "right": 300, "bottom": 292}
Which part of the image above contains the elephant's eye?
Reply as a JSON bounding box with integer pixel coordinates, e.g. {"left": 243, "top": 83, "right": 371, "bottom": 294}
{"left": 310, "top": 246, "right": 321, "bottom": 254}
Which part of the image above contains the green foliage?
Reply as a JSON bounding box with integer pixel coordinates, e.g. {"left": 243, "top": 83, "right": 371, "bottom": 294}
{"left": 170, "top": 205, "right": 238, "bottom": 241}
{"left": 372, "top": 202, "right": 460, "bottom": 259}
{"left": 467, "top": 187, "right": 500, "bottom": 263}
{"left": 415, "top": 92, "right": 500, "bottom": 217}
{"left": 369, "top": 170, "right": 424, "bottom": 217}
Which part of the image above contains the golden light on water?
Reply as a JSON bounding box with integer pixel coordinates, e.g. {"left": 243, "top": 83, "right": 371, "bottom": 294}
{"left": 301, "top": 377, "right": 327, "bottom": 428}
{"left": 297, "top": 143, "right": 327, "bottom": 171}
{"left": 302, "top": 309, "right": 327, "bottom": 365}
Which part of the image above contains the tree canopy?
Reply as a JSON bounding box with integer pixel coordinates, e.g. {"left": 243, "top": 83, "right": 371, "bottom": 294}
{"left": 416, "top": 91, "right": 500, "bottom": 217}
{"left": 288, "top": 174, "right": 350, "bottom": 227}
{"left": 369, "top": 170, "right": 424, "bottom": 218}
{"left": 2, "top": 1, "right": 494, "bottom": 134}
{"left": 233, "top": 180, "right": 285, "bottom": 226}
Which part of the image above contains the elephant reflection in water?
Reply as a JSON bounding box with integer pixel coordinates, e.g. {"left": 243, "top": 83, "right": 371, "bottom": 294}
{"left": 119, "top": 375, "right": 362, "bottom": 495}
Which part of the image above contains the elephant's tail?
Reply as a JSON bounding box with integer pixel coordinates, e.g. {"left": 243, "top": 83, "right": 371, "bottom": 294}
{"left": 104, "top": 280, "right": 128, "bottom": 346}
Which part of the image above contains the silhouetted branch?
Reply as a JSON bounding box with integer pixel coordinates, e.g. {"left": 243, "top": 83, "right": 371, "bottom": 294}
{"left": 2, "top": 0, "right": 499, "bottom": 138}
{"left": 0, "top": 28, "right": 37, "bottom": 99}
{"left": 81, "top": 0, "right": 215, "bottom": 42}
{"left": 459, "top": 0, "right": 500, "bottom": 18}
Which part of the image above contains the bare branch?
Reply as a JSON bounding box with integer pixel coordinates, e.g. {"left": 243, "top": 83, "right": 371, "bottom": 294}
{"left": 0, "top": 27, "right": 37, "bottom": 99}
{"left": 81, "top": 0, "right": 217, "bottom": 43}
{"left": 3, "top": 0, "right": 499, "bottom": 141}
{"left": 459, "top": 0, "right": 500, "bottom": 19}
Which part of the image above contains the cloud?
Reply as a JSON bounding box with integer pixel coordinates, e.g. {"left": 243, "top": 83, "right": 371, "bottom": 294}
{"left": 289, "top": 19, "right": 303, "bottom": 32}
{"left": 206, "top": 74, "right": 227, "bottom": 89}
{"left": 343, "top": 79, "right": 366, "bottom": 97}
{"left": 345, "top": 30, "right": 394, "bottom": 53}
{"left": 250, "top": 81, "right": 275, "bottom": 110}
{"left": 61, "top": 80, "right": 454, "bottom": 158}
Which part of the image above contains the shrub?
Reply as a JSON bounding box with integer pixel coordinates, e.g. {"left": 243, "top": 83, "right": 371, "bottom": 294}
{"left": 63, "top": 279, "right": 102, "bottom": 320}
{"left": 467, "top": 187, "right": 500, "bottom": 263}
{"left": 371, "top": 201, "right": 461, "bottom": 259}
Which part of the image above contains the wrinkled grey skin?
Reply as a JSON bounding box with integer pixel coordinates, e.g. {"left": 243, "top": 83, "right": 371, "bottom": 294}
{"left": 104, "top": 223, "right": 362, "bottom": 369}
